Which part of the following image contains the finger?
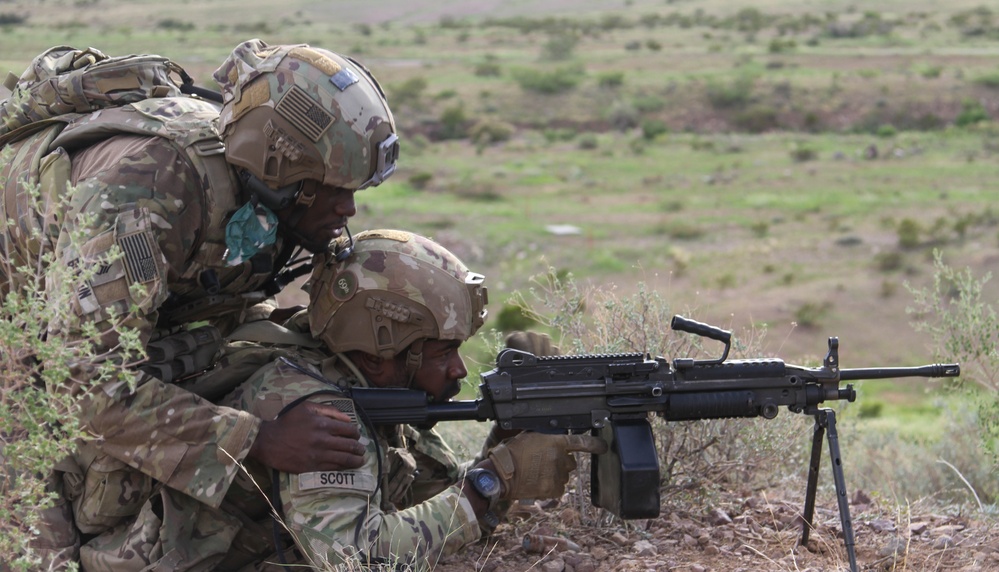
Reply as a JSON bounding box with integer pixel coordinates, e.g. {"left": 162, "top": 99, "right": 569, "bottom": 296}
{"left": 315, "top": 449, "right": 366, "bottom": 471}
{"left": 306, "top": 401, "right": 355, "bottom": 424}
{"left": 319, "top": 418, "right": 361, "bottom": 441}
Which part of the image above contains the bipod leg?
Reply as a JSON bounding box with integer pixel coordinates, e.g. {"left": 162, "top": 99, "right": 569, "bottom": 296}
{"left": 800, "top": 411, "right": 826, "bottom": 547}
{"left": 823, "top": 409, "right": 857, "bottom": 572}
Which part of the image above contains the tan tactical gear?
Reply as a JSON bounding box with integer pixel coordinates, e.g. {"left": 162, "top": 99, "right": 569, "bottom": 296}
{"left": 214, "top": 39, "right": 399, "bottom": 194}
{"left": 0, "top": 46, "right": 190, "bottom": 143}
{"left": 308, "top": 229, "right": 488, "bottom": 361}
{"left": 487, "top": 432, "right": 608, "bottom": 500}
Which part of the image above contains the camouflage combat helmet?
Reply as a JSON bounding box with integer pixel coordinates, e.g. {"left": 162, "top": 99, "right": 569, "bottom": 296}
{"left": 309, "top": 230, "right": 488, "bottom": 368}
{"left": 213, "top": 39, "right": 398, "bottom": 207}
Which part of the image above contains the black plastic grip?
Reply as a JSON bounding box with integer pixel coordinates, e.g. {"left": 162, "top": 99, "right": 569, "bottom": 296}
{"left": 671, "top": 315, "right": 732, "bottom": 345}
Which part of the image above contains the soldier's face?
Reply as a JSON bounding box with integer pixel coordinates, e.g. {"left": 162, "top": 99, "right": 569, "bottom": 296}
{"left": 369, "top": 339, "right": 467, "bottom": 402}
{"left": 277, "top": 182, "right": 357, "bottom": 252}
{"left": 410, "top": 339, "right": 467, "bottom": 402}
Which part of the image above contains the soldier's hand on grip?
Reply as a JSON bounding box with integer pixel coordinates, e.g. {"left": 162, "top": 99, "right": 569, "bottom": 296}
{"left": 477, "top": 331, "right": 562, "bottom": 456}
{"left": 250, "top": 401, "right": 365, "bottom": 473}
{"left": 504, "top": 330, "right": 559, "bottom": 357}
{"left": 486, "top": 432, "right": 607, "bottom": 500}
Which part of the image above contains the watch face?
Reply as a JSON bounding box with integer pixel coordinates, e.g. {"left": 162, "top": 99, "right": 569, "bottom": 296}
{"left": 472, "top": 469, "right": 501, "bottom": 498}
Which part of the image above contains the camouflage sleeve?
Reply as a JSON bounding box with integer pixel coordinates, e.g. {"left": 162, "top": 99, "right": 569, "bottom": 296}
{"left": 62, "top": 135, "right": 259, "bottom": 506}
{"left": 223, "top": 361, "right": 482, "bottom": 568}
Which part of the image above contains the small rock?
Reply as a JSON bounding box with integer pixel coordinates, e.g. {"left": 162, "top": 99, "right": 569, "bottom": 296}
{"left": 707, "top": 507, "right": 733, "bottom": 526}
{"left": 704, "top": 545, "right": 720, "bottom": 556}
{"left": 879, "top": 537, "right": 907, "bottom": 558}
{"left": 682, "top": 534, "right": 698, "bottom": 547}
{"left": 931, "top": 524, "right": 966, "bottom": 535}
{"left": 870, "top": 519, "right": 896, "bottom": 533}
{"left": 697, "top": 534, "right": 711, "bottom": 547}
{"left": 932, "top": 535, "right": 955, "bottom": 550}
{"left": 609, "top": 532, "right": 629, "bottom": 546}
{"left": 575, "top": 560, "right": 597, "bottom": 572}
{"left": 691, "top": 565, "right": 707, "bottom": 572}
{"left": 541, "top": 557, "right": 565, "bottom": 572}
{"left": 909, "top": 521, "right": 929, "bottom": 536}
{"left": 590, "top": 546, "right": 608, "bottom": 561}
{"left": 633, "top": 540, "right": 657, "bottom": 557}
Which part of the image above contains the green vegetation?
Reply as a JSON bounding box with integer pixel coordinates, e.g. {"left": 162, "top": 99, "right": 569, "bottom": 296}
{"left": 3, "top": 0, "right": 999, "bottom": 562}
{"left": 0, "top": 174, "right": 145, "bottom": 570}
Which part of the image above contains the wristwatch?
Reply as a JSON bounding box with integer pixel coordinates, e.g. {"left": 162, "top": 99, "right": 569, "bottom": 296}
{"left": 465, "top": 468, "right": 501, "bottom": 530}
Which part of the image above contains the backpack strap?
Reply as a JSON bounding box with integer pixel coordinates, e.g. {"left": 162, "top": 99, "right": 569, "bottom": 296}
{"left": 226, "top": 319, "right": 323, "bottom": 348}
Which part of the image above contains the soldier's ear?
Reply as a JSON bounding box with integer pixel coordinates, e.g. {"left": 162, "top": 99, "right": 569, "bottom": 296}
{"left": 352, "top": 351, "right": 393, "bottom": 386}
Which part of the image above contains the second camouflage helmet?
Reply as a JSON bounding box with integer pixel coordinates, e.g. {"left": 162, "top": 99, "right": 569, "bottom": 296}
{"left": 214, "top": 39, "right": 398, "bottom": 191}
{"left": 309, "top": 229, "right": 488, "bottom": 360}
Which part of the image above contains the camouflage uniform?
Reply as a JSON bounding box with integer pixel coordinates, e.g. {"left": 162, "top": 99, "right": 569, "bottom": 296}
{"left": 219, "top": 347, "right": 482, "bottom": 570}
{"left": 0, "top": 99, "right": 265, "bottom": 566}
{"left": 72, "top": 313, "right": 480, "bottom": 571}
{"left": 2, "top": 39, "right": 397, "bottom": 567}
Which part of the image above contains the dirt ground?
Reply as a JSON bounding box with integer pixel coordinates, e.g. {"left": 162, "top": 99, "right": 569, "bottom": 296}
{"left": 432, "top": 487, "right": 999, "bottom": 572}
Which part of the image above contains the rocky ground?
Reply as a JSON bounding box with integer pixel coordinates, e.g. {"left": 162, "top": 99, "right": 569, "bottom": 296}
{"left": 433, "top": 488, "right": 998, "bottom": 572}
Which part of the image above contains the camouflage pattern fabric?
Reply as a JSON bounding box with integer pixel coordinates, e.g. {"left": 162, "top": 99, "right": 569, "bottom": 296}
{"left": 0, "top": 96, "right": 283, "bottom": 565}
{"left": 213, "top": 38, "right": 397, "bottom": 190}
{"left": 220, "top": 355, "right": 481, "bottom": 569}
{"left": 309, "top": 229, "right": 488, "bottom": 359}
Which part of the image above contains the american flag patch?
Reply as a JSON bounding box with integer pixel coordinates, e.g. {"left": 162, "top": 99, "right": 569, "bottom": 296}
{"left": 119, "top": 232, "right": 158, "bottom": 284}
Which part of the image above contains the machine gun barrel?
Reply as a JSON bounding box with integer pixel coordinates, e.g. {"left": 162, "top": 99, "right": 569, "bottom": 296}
{"left": 840, "top": 363, "right": 960, "bottom": 381}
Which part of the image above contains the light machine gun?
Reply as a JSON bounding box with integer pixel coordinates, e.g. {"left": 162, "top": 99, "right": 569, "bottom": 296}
{"left": 349, "top": 316, "right": 959, "bottom": 572}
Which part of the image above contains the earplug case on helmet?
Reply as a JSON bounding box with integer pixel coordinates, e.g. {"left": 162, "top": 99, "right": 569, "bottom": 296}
{"left": 308, "top": 230, "right": 488, "bottom": 359}
{"left": 213, "top": 39, "right": 398, "bottom": 192}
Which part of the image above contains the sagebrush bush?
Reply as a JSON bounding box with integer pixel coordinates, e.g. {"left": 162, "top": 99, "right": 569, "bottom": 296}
{"left": 0, "top": 170, "right": 145, "bottom": 568}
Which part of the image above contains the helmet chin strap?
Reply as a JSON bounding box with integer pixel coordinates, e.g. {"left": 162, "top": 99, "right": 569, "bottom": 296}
{"left": 404, "top": 339, "right": 424, "bottom": 390}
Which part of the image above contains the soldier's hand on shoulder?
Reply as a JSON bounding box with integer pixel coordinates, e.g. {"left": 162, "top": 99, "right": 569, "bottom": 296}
{"left": 250, "top": 401, "right": 365, "bottom": 473}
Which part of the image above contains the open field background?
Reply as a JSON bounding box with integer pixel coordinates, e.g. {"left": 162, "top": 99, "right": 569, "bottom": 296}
{"left": 3, "top": 1, "right": 999, "bottom": 568}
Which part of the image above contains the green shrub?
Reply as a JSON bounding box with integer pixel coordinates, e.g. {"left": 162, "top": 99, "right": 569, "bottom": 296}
{"left": 388, "top": 77, "right": 428, "bottom": 107}
{"left": 733, "top": 104, "right": 779, "bottom": 133}
{"left": 494, "top": 303, "right": 539, "bottom": 332}
{"left": 793, "top": 301, "right": 830, "bottom": 328}
{"left": 541, "top": 31, "right": 579, "bottom": 61}
{"left": 956, "top": 99, "right": 989, "bottom": 127}
{"left": 0, "top": 13, "right": 27, "bottom": 26}
{"left": 876, "top": 124, "right": 898, "bottom": 138}
{"left": 469, "top": 119, "right": 515, "bottom": 145}
{"left": 897, "top": 218, "right": 922, "bottom": 249}
{"left": 511, "top": 65, "right": 583, "bottom": 94}
{"left": 706, "top": 74, "right": 756, "bottom": 109}
{"left": 597, "top": 71, "right": 625, "bottom": 89}
{"left": 633, "top": 95, "right": 666, "bottom": 113}
{"left": 0, "top": 175, "right": 145, "bottom": 568}
{"left": 789, "top": 141, "right": 818, "bottom": 162}
{"left": 641, "top": 119, "right": 669, "bottom": 141}
{"left": 577, "top": 133, "right": 599, "bottom": 150}
{"left": 473, "top": 61, "right": 502, "bottom": 77}
{"left": 408, "top": 171, "right": 433, "bottom": 190}
{"left": 907, "top": 252, "right": 999, "bottom": 468}
{"left": 607, "top": 100, "right": 640, "bottom": 131}
{"left": 438, "top": 104, "right": 468, "bottom": 140}
{"left": 875, "top": 250, "right": 904, "bottom": 272}
{"left": 157, "top": 18, "right": 195, "bottom": 31}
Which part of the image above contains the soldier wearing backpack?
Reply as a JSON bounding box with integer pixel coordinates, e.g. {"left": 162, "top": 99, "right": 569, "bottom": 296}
{"left": 0, "top": 39, "right": 397, "bottom": 566}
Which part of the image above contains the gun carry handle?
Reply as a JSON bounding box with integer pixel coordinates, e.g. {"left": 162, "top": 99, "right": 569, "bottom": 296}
{"left": 671, "top": 315, "right": 731, "bottom": 365}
